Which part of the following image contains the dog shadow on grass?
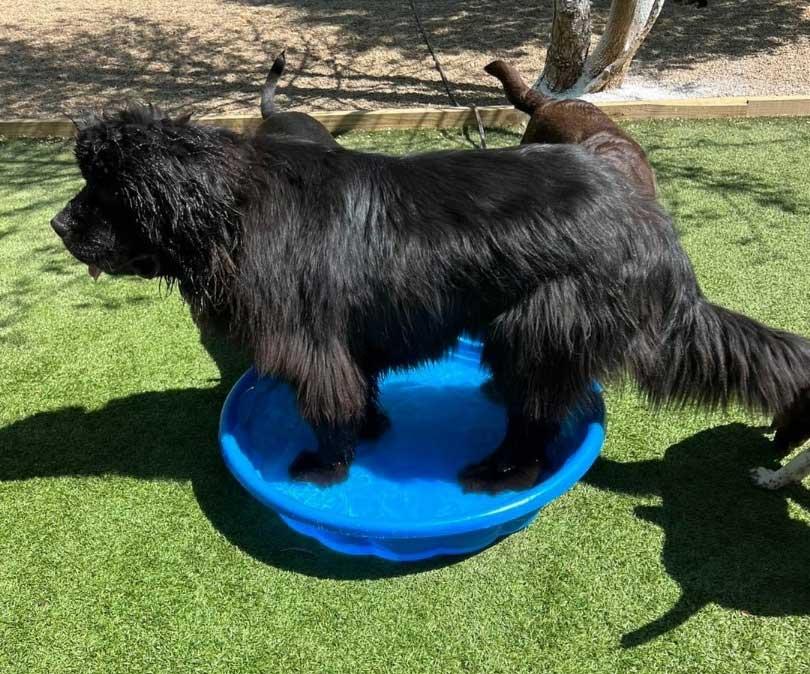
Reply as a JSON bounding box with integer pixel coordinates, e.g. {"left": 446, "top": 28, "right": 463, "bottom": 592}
{"left": 3, "top": 334, "right": 809, "bottom": 594}
{"left": 0, "top": 332, "right": 466, "bottom": 580}
{"left": 583, "top": 423, "right": 810, "bottom": 647}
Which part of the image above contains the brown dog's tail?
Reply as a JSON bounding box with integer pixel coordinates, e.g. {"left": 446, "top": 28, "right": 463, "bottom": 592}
{"left": 260, "top": 50, "right": 286, "bottom": 119}
{"left": 484, "top": 60, "right": 549, "bottom": 114}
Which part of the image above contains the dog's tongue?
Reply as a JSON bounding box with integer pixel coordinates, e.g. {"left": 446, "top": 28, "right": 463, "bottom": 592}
{"left": 87, "top": 264, "right": 102, "bottom": 280}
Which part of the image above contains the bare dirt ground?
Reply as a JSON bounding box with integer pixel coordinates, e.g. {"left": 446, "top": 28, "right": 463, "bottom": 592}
{"left": 1, "top": 1, "right": 808, "bottom": 119}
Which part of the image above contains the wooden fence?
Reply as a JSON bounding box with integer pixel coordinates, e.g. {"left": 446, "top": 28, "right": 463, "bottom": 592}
{"left": 1, "top": 96, "right": 808, "bottom": 139}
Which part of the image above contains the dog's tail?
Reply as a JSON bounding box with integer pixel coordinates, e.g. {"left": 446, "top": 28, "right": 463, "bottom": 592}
{"left": 260, "top": 50, "right": 286, "bottom": 119}
{"left": 484, "top": 59, "right": 550, "bottom": 115}
{"left": 634, "top": 291, "right": 810, "bottom": 418}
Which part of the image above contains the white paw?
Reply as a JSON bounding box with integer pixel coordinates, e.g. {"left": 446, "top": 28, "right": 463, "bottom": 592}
{"left": 750, "top": 466, "right": 784, "bottom": 490}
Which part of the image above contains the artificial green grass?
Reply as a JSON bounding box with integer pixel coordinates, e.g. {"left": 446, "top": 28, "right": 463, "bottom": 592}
{"left": 1, "top": 118, "right": 809, "bottom": 673}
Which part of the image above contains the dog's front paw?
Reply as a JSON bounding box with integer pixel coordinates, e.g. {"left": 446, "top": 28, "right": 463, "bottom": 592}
{"left": 459, "top": 455, "right": 543, "bottom": 494}
{"left": 289, "top": 450, "right": 350, "bottom": 486}
{"left": 750, "top": 466, "right": 785, "bottom": 490}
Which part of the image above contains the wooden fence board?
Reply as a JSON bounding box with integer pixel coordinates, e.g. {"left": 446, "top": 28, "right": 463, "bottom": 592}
{"left": 1, "top": 97, "right": 809, "bottom": 139}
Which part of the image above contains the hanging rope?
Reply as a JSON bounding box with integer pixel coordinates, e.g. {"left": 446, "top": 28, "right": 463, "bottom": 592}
{"left": 408, "top": 0, "right": 487, "bottom": 149}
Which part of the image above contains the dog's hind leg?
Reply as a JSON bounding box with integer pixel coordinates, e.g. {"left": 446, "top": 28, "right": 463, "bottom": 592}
{"left": 460, "top": 311, "right": 596, "bottom": 493}
{"left": 461, "top": 285, "right": 615, "bottom": 494}
{"left": 458, "top": 402, "right": 562, "bottom": 494}
{"left": 357, "top": 374, "right": 391, "bottom": 441}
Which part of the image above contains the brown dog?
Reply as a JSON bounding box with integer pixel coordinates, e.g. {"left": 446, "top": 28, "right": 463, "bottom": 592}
{"left": 485, "top": 60, "right": 657, "bottom": 199}
{"left": 487, "top": 59, "right": 810, "bottom": 483}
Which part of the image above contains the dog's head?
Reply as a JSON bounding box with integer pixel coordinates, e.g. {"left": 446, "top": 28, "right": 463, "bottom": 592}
{"left": 52, "top": 104, "right": 244, "bottom": 286}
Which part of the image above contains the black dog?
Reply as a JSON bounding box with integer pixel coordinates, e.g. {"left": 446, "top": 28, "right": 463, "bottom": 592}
{"left": 256, "top": 51, "right": 338, "bottom": 147}
{"left": 51, "top": 105, "right": 810, "bottom": 493}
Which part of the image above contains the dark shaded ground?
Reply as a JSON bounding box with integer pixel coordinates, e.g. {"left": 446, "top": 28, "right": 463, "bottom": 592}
{"left": 0, "top": 1, "right": 807, "bottom": 118}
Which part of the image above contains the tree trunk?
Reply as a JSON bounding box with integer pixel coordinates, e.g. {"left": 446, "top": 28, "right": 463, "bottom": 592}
{"left": 538, "top": 0, "right": 592, "bottom": 93}
{"left": 583, "top": 0, "right": 665, "bottom": 92}
{"left": 537, "top": 0, "right": 665, "bottom": 95}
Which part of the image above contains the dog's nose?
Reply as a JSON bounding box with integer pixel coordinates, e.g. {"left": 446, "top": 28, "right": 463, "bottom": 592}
{"left": 50, "top": 214, "right": 69, "bottom": 237}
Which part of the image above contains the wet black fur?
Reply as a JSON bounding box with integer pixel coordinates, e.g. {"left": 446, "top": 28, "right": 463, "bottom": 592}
{"left": 52, "top": 105, "right": 810, "bottom": 491}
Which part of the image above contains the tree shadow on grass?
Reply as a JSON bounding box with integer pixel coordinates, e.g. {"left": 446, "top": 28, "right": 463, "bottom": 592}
{"left": 0, "top": 140, "right": 88, "bottom": 338}
{"left": 584, "top": 423, "right": 810, "bottom": 647}
{"left": 0, "top": 332, "right": 462, "bottom": 580}
{"left": 0, "top": 141, "right": 78, "bottom": 220}
{"left": 0, "top": 242, "right": 87, "bottom": 343}
{"left": 645, "top": 131, "right": 810, "bottom": 219}
{"left": 642, "top": 135, "right": 810, "bottom": 264}
{"left": 0, "top": 141, "right": 76, "bottom": 180}
{"left": 0, "top": 225, "right": 19, "bottom": 242}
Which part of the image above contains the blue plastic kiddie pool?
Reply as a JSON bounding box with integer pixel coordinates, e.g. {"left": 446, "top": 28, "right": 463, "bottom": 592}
{"left": 220, "top": 338, "right": 605, "bottom": 562}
